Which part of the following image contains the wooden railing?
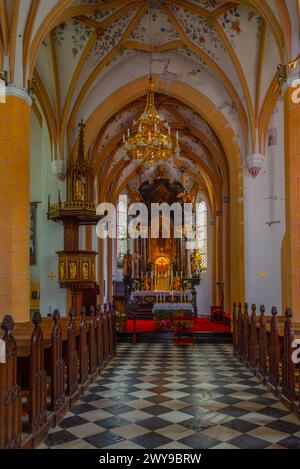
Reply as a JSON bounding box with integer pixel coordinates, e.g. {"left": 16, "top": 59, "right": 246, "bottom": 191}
{"left": 233, "top": 302, "right": 300, "bottom": 411}
{"left": 0, "top": 305, "right": 116, "bottom": 449}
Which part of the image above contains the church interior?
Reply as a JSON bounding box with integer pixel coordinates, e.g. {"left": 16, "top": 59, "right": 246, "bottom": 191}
{"left": 1, "top": 0, "right": 300, "bottom": 452}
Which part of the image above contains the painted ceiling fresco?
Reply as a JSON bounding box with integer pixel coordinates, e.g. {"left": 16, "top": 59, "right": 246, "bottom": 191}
{"left": 2, "top": 0, "right": 289, "bottom": 203}
{"left": 31, "top": 0, "right": 287, "bottom": 162}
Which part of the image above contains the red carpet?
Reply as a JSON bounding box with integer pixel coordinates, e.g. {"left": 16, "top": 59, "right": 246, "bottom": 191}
{"left": 125, "top": 318, "right": 230, "bottom": 333}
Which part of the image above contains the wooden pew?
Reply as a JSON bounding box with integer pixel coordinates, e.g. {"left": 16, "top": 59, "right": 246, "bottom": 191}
{"left": 103, "top": 306, "right": 109, "bottom": 363}
{"left": 79, "top": 308, "right": 90, "bottom": 392}
{"left": 237, "top": 303, "right": 243, "bottom": 360}
{"left": 96, "top": 306, "right": 104, "bottom": 371}
{"left": 26, "top": 312, "right": 48, "bottom": 447}
{"left": 0, "top": 305, "right": 117, "bottom": 449}
{"left": 88, "top": 306, "right": 97, "bottom": 379}
{"left": 48, "top": 310, "right": 69, "bottom": 425}
{"left": 0, "top": 316, "right": 22, "bottom": 449}
{"left": 257, "top": 306, "right": 268, "bottom": 382}
{"left": 108, "top": 304, "right": 116, "bottom": 359}
{"left": 111, "top": 304, "right": 117, "bottom": 355}
{"left": 242, "top": 303, "right": 250, "bottom": 366}
{"left": 249, "top": 304, "right": 258, "bottom": 374}
{"left": 267, "top": 307, "right": 281, "bottom": 394}
{"left": 232, "top": 302, "right": 237, "bottom": 356}
{"left": 281, "top": 309, "right": 300, "bottom": 409}
{"left": 66, "top": 309, "right": 80, "bottom": 407}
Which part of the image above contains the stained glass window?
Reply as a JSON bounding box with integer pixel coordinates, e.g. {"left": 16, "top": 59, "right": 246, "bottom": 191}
{"left": 117, "top": 202, "right": 127, "bottom": 266}
{"left": 197, "top": 201, "right": 208, "bottom": 270}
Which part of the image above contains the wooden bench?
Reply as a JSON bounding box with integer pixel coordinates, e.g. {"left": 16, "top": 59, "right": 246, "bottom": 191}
{"left": 0, "top": 304, "right": 116, "bottom": 449}
{"left": 233, "top": 301, "right": 300, "bottom": 412}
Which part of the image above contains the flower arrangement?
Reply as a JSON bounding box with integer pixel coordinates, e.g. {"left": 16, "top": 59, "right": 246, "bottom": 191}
{"left": 160, "top": 318, "right": 173, "bottom": 332}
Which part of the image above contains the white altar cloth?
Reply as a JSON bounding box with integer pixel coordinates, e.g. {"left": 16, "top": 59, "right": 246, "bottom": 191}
{"left": 153, "top": 303, "right": 194, "bottom": 312}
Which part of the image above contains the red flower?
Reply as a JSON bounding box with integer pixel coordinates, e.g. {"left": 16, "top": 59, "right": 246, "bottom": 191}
{"left": 199, "top": 36, "right": 205, "bottom": 44}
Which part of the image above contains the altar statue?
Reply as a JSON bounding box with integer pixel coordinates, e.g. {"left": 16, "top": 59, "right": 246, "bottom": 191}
{"left": 173, "top": 276, "right": 182, "bottom": 291}
{"left": 123, "top": 250, "right": 133, "bottom": 278}
{"left": 75, "top": 177, "right": 85, "bottom": 201}
{"left": 142, "top": 276, "right": 152, "bottom": 291}
{"left": 191, "top": 250, "right": 202, "bottom": 277}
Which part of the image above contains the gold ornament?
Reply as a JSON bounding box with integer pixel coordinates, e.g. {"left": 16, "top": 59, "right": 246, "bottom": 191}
{"left": 123, "top": 78, "right": 180, "bottom": 166}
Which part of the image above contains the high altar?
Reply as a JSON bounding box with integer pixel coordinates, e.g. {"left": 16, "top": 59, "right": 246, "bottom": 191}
{"left": 122, "top": 166, "right": 201, "bottom": 314}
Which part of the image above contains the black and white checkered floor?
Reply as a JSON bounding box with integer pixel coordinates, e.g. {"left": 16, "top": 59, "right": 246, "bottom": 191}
{"left": 41, "top": 343, "right": 300, "bottom": 449}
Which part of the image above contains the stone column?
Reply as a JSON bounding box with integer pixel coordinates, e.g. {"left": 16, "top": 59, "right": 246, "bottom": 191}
{"left": 0, "top": 88, "right": 31, "bottom": 322}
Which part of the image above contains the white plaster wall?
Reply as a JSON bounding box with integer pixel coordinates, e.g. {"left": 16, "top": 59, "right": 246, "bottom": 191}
{"left": 244, "top": 100, "right": 285, "bottom": 314}
{"left": 30, "top": 111, "right": 66, "bottom": 316}
{"left": 195, "top": 200, "right": 212, "bottom": 317}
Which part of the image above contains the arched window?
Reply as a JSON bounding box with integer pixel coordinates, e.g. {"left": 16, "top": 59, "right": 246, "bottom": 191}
{"left": 197, "top": 200, "right": 208, "bottom": 270}
{"left": 117, "top": 202, "right": 127, "bottom": 266}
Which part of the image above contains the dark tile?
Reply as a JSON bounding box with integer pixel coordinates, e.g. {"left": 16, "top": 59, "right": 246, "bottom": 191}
{"left": 242, "top": 387, "right": 270, "bottom": 396}
{"left": 104, "top": 404, "right": 134, "bottom": 415}
{"left": 214, "top": 386, "right": 236, "bottom": 395}
{"left": 278, "top": 435, "right": 300, "bottom": 449}
{"left": 71, "top": 403, "right": 97, "bottom": 414}
{"left": 150, "top": 386, "right": 171, "bottom": 394}
{"left": 219, "top": 406, "right": 249, "bottom": 418}
{"left": 215, "top": 396, "right": 242, "bottom": 405}
{"left": 183, "top": 406, "right": 209, "bottom": 417}
{"left": 259, "top": 406, "right": 290, "bottom": 419}
{"left": 266, "top": 420, "right": 300, "bottom": 434}
{"left": 81, "top": 394, "right": 104, "bottom": 403}
{"left": 45, "top": 430, "right": 78, "bottom": 448}
{"left": 94, "top": 416, "right": 129, "bottom": 430}
{"left": 142, "top": 405, "right": 172, "bottom": 416}
{"left": 111, "top": 394, "right": 137, "bottom": 403}
{"left": 84, "top": 431, "right": 125, "bottom": 449}
{"left": 60, "top": 415, "right": 89, "bottom": 429}
{"left": 146, "top": 395, "right": 171, "bottom": 404}
{"left": 228, "top": 434, "right": 270, "bottom": 449}
{"left": 181, "top": 418, "right": 214, "bottom": 432}
{"left": 138, "top": 417, "right": 171, "bottom": 431}
{"left": 223, "top": 418, "right": 259, "bottom": 433}
{"left": 179, "top": 433, "right": 221, "bottom": 449}
{"left": 181, "top": 395, "right": 207, "bottom": 405}
{"left": 249, "top": 396, "right": 279, "bottom": 406}
{"left": 132, "top": 433, "right": 172, "bottom": 449}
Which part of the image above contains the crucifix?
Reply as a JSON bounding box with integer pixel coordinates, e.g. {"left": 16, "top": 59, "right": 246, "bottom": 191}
{"left": 48, "top": 272, "right": 57, "bottom": 282}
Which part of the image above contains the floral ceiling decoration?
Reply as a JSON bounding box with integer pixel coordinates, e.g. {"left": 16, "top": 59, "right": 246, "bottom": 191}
{"left": 4, "top": 0, "right": 289, "bottom": 195}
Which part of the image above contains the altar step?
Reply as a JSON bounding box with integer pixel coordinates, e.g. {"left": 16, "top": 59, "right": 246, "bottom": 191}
{"left": 117, "top": 331, "right": 232, "bottom": 344}
{"left": 130, "top": 306, "right": 153, "bottom": 320}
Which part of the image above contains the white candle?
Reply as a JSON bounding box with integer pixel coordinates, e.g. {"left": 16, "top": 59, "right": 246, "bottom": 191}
{"left": 0, "top": 339, "right": 6, "bottom": 364}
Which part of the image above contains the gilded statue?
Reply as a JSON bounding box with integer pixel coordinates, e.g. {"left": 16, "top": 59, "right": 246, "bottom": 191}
{"left": 123, "top": 250, "right": 133, "bottom": 278}
{"left": 59, "top": 261, "right": 65, "bottom": 280}
{"left": 142, "top": 276, "right": 152, "bottom": 291}
{"left": 75, "top": 178, "right": 85, "bottom": 201}
{"left": 178, "top": 187, "right": 198, "bottom": 208}
{"left": 191, "top": 250, "right": 202, "bottom": 277}
{"left": 173, "top": 276, "right": 182, "bottom": 291}
{"left": 82, "top": 261, "right": 89, "bottom": 280}
{"left": 69, "top": 261, "right": 77, "bottom": 280}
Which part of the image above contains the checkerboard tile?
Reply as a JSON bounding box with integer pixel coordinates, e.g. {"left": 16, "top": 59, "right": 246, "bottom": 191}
{"left": 41, "top": 343, "right": 300, "bottom": 449}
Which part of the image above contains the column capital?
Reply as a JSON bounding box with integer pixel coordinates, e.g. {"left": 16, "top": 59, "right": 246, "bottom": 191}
{"left": 0, "top": 83, "right": 32, "bottom": 106}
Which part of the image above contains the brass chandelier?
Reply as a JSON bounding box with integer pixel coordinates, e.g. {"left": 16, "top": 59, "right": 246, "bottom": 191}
{"left": 123, "top": 78, "right": 180, "bottom": 166}
{"left": 123, "top": 3, "right": 180, "bottom": 166}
